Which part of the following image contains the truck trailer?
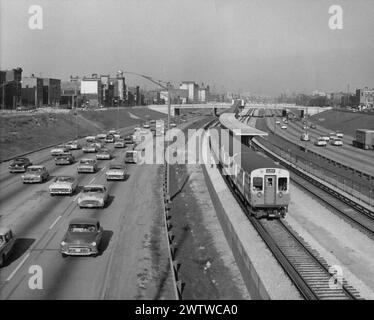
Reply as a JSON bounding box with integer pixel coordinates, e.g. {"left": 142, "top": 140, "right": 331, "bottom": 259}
{"left": 352, "top": 129, "right": 374, "bottom": 150}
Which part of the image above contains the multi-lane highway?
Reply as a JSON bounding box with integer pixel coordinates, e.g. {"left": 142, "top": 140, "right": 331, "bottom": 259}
{"left": 0, "top": 117, "right": 190, "bottom": 299}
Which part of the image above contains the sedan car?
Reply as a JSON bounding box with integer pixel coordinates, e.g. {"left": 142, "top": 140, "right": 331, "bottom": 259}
{"left": 77, "top": 185, "right": 108, "bottom": 208}
{"left": 8, "top": 157, "right": 33, "bottom": 173}
{"left": 85, "top": 136, "right": 96, "bottom": 143}
{"left": 336, "top": 132, "right": 344, "bottom": 138}
{"left": 104, "top": 135, "right": 115, "bottom": 143}
{"left": 124, "top": 150, "right": 138, "bottom": 164}
{"left": 82, "top": 143, "right": 98, "bottom": 153}
{"left": 49, "top": 176, "right": 78, "bottom": 196}
{"left": 77, "top": 158, "right": 98, "bottom": 173}
{"left": 65, "top": 140, "right": 81, "bottom": 150}
{"left": 314, "top": 138, "right": 327, "bottom": 146}
{"left": 0, "top": 227, "right": 15, "bottom": 267}
{"left": 106, "top": 163, "right": 126, "bottom": 180}
{"left": 22, "top": 166, "right": 49, "bottom": 183}
{"left": 330, "top": 137, "right": 343, "bottom": 146}
{"left": 96, "top": 133, "right": 107, "bottom": 140}
{"left": 281, "top": 124, "right": 287, "bottom": 129}
{"left": 54, "top": 153, "right": 75, "bottom": 165}
{"left": 114, "top": 139, "right": 126, "bottom": 148}
{"left": 124, "top": 135, "right": 134, "bottom": 145}
{"left": 96, "top": 148, "right": 113, "bottom": 160}
{"left": 51, "top": 146, "right": 69, "bottom": 157}
{"left": 60, "top": 218, "right": 103, "bottom": 257}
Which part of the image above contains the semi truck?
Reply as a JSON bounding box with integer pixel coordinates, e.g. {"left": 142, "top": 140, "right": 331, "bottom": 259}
{"left": 352, "top": 129, "right": 374, "bottom": 150}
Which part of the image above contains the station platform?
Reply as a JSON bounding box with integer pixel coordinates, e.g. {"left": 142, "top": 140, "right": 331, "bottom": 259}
{"left": 219, "top": 113, "right": 268, "bottom": 137}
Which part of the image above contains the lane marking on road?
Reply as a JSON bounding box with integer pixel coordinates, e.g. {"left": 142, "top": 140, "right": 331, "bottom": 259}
{"left": 48, "top": 215, "right": 62, "bottom": 230}
{"left": 73, "top": 193, "right": 80, "bottom": 202}
{"left": 6, "top": 253, "right": 30, "bottom": 282}
{"left": 89, "top": 177, "right": 96, "bottom": 184}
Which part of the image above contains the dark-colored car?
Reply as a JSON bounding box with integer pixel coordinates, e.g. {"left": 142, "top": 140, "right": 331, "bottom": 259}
{"left": 54, "top": 153, "right": 75, "bottom": 165}
{"left": 0, "top": 227, "right": 15, "bottom": 267}
{"left": 60, "top": 218, "right": 103, "bottom": 257}
{"left": 124, "top": 135, "right": 134, "bottom": 145}
{"left": 8, "top": 157, "right": 33, "bottom": 173}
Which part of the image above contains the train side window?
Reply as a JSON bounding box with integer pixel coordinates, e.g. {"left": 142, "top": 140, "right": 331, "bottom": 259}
{"left": 252, "top": 177, "right": 263, "bottom": 191}
{"left": 278, "top": 177, "right": 288, "bottom": 191}
{"left": 266, "top": 177, "right": 273, "bottom": 187}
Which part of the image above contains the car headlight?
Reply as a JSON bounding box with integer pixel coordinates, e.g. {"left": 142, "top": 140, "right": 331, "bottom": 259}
{"left": 91, "top": 242, "right": 97, "bottom": 246}
{"left": 61, "top": 241, "right": 66, "bottom": 246}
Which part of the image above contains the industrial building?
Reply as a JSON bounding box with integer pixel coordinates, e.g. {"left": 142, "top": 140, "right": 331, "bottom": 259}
{"left": 21, "top": 75, "right": 43, "bottom": 108}
{"left": 43, "top": 78, "right": 61, "bottom": 106}
{"left": 356, "top": 87, "right": 374, "bottom": 109}
{"left": 180, "top": 81, "right": 199, "bottom": 103}
{"left": 80, "top": 74, "right": 103, "bottom": 107}
{"left": 0, "top": 67, "right": 23, "bottom": 109}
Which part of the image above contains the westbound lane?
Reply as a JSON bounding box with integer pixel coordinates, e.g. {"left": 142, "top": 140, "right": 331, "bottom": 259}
{"left": 0, "top": 115, "right": 207, "bottom": 299}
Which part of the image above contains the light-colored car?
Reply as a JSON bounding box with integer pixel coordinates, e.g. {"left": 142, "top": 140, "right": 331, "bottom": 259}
{"left": 314, "top": 138, "right": 327, "bottom": 146}
{"left": 170, "top": 123, "right": 177, "bottom": 128}
{"left": 51, "top": 146, "right": 69, "bottom": 157}
{"left": 96, "top": 148, "right": 113, "bottom": 160}
{"left": 114, "top": 139, "right": 126, "bottom": 148}
{"left": 108, "top": 130, "right": 118, "bottom": 135}
{"left": 77, "top": 158, "right": 97, "bottom": 173}
{"left": 86, "top": 136, "right": 96, "bottom": 143}
{"left": 60, "top": 218, "right": 103, "bottom": 257}
{"left": 320, "top": 135, "right": 330, "bottom": 142}
{"left": 106, "top": 163, "right": 126, "bottom": 180}
{"left": 281, "top": 124, "right": 287, "bottom": 129}
{"left": 142, "top": 123, "right": 150, "bottom": 129}
{"left": 329, "top": 132, "right": 336, "bottom": 140}
{"left": 78, "top": 185, "right": 108, "bottom": 208}
{"left": 82, "top": 143, "right": 98, "bottom": 153}
{"left": 54, "top": 153, "right": 75, "bottom": 165}
{"left": 105, "top": 135, "right": 115, "bottom": 143}
{"left": 125, "top": 150, "right": 138, "bottom": 164}
{"left": 275, "top": 120, "right": 281, "bottom": 124}
{"left": 49, "top": 176, "right": 78, "bottom": 196}
{"left": 65, "top": 140, "right": 81, "bottom": 150}
{"left": 336, "top": 132, "right": 344, "bottom": 138}
{"left": 330, "top": 137, "right": 343, "bottom": 146}
{"left": 0, "top": 227, "right": 15, "bottom": 267}
{"left": 96, "top": 133, "right": 107, "bottom": 140}
{"left": 124, "top": 135, "right": 134, "bottom": 145}
{"left": 22, "top": 165, "right": 49, "bottom": 183}
{"left": 113, "top": 134, "right": 121, "bottom": 140}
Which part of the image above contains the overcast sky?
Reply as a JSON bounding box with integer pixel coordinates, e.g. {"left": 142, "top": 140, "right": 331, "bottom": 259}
{"left": 1, "top": 0, "right": 373, "bottom": 95}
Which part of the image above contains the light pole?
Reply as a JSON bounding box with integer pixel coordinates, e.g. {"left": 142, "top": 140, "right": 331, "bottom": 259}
{"left": 121, "top": 70, "right": 172, "bottom": 199}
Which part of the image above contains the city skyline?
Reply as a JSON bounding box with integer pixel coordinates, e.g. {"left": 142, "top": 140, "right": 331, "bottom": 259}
{"left": 1, "top": 0, "right": 374, "bottom": 95}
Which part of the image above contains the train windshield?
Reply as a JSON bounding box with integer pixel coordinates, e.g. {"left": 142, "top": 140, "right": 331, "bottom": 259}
{"left": 278, "top": 177, "right": 288, "bottom": 191}
{"left": 252, "top": 177, "right": 263, "bottom": 191}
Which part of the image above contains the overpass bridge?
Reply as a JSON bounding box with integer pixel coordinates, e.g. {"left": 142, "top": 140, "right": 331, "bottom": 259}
{"left": 147, "top": 103, "right": 231, "bottom": 116}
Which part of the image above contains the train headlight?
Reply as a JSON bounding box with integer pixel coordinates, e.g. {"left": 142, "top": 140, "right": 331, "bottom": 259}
{"left": 257, "top": 192, "right": 262, "bottom": 197}
{"left": 279, "top": 192, "right": 283, "bottom": 198}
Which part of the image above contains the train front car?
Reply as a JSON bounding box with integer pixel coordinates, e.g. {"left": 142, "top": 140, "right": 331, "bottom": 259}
{"left": 249, "top": 166, "right": 290, "bottom": 219}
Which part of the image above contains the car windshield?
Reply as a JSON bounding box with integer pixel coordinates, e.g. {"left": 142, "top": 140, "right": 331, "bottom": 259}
{"left": 27, "top": 167, "right": 42, "bottom": 172}
{"left": 55, "top": 176, "right": 74, "bottom": 183}
{"left": 68, "top": 224, "right": 96, "bottom": 232}
{"left": 80, "top": 159, "right": 93, "bottom": 164}
{"left": 83, "top": 187, "right": 104, "bottom": 193}
{"left": 110, "top": 165, "right": 124, "bottom": 169}
{"left": 14, "top": 158, "right": 27, "bottom": 163}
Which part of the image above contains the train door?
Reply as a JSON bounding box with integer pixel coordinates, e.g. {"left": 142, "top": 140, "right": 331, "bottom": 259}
{"left": 264, "top": 175, "right": 276, "bottom": 204}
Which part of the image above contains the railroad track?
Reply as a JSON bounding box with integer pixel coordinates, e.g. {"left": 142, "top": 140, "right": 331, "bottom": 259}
{"left": 206, "top": 122, "right": 362, "bottom": 299}
{"left": 255, "top": 218, "right": 361, "bottom": 300}
{"left": 220, "top": 167, "right": 361, "bottom": 299}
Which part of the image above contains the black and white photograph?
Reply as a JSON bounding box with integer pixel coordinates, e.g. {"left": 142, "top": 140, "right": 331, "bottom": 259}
{"left": 0, "top": 0, "right": 374, "bottom": 308}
